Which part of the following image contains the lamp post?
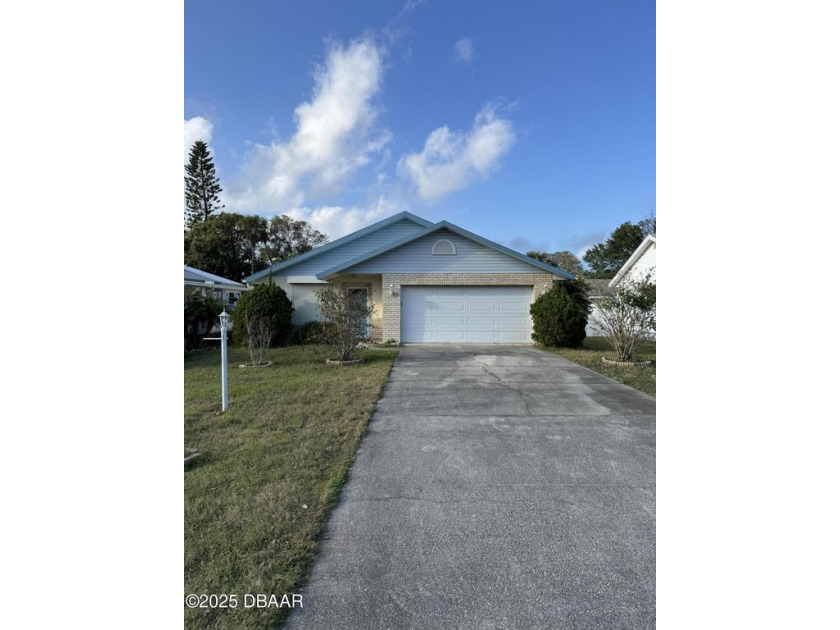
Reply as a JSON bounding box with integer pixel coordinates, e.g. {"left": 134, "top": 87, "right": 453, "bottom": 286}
{"left": 219, "top": 310, "right": 230, "bottom": 412}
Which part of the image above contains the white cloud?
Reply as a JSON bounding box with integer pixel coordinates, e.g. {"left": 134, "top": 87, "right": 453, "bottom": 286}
{"left": 184, "top": 116, "right": 213, "bottom": 162}
{"left": 454, "top": 38, "right": 474, "bottom": 63}
{"left": 226, "top": 37, "right": 389, "bottom": 212}
{"left": 566, "top": 230, "right": 608, "bottom": 260}
{"left": 399, "top": 104, "right": 516, "bottom": 201}
{"left": 287, "top": 196, "right": 408, "bottom": 240}
{"left": 508, "top": 237, "right": 548, "bottom": 254}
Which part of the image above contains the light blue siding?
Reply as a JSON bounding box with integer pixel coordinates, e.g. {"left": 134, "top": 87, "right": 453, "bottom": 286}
{"left": 288, "top": 284, "right": 327, "bottom": 325}
{"left": 280, "top": 219, "right": 427, "bottom": 276}
{"left": 341, "top": 229, "right": 541, "bottom": 274}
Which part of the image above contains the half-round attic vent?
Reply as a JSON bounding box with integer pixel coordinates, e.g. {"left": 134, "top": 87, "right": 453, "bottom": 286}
{"left": 432, "top": 239, "right": 456, "bottom": 255}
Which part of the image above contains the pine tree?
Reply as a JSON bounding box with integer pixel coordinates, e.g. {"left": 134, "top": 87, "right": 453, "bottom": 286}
{"left": 184, "top": 140, "right": 224, "bottom": 227}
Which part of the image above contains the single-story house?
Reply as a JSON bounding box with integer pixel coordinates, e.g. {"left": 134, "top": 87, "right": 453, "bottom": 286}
{"left": 184, "top": 265, "right": 248, "bottom": 306}
{"left": 609, "top": 234, "right": 656, "bottom": 288}
{"left": 244, "top": 211, "right": 574, "bottom": 344}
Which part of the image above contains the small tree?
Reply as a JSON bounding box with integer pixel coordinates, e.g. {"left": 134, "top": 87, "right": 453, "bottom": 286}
{"left": 530, "top": 280, "right": 591, "bottom": 347}
{"left": 316, "top": 285, "right": 374, "bottom": 361}
{"left": 242, "top": 310, "right": 273, "bottom": 365}
{"left": 589, "top": 271, "right": 656, "bottom": 362}
{"left": 232, "top": 282, "right": 294, "bottom": 349}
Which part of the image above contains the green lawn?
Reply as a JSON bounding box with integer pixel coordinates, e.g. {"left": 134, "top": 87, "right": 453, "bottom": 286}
{"left": 541, "top": 336, "right": 656, "bottom": 397}
{"left": 184, "top": 344, "right": 398, "bottom": 630}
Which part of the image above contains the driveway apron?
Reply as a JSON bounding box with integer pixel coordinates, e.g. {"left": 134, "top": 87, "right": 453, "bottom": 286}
{"left": 286, "top": 345, "right": 655, "bottom": 629}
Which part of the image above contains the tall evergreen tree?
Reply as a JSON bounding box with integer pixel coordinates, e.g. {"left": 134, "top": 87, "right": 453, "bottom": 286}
{"left": 184, "top": 140, "right": 224, "bottom": 227}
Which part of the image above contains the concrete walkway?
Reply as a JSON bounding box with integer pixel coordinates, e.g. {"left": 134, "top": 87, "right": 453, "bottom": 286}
{"left": 287, "top": 345, "right": 655, "bottom": 629}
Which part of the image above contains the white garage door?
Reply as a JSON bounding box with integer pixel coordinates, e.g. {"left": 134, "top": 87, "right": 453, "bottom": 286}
{"left": 401, "top": 286, "right": 533, "bottom": 343}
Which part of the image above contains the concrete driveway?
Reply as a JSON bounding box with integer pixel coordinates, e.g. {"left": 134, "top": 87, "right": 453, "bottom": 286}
{"left": 287, "top": 345, "right": 655, "bottom": 629}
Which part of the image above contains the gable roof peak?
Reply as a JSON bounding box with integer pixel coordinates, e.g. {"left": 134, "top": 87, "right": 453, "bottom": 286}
{"left": 608, "top": 234, "right": 657, "bottom": 287}
{"left": 243, "top": 210, "right": 434, "bottom": 283}
{"left": 316, "top": 217, "right": 576, "bottom": 280}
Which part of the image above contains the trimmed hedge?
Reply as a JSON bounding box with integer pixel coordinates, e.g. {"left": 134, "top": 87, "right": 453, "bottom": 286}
{"left": 530, "top": 280, "right": 591, "bottom": 348}
{"left": 232, "top": 282, "right": 294, "bottom": 348}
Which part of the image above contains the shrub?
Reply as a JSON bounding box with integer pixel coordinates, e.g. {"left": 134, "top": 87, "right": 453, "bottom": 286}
{"left": 232, "top": 282, "right": 293, "bottom": 348}
{"left": 590, "top": 271, "right": 656, "bottom": 362}
{"left": 294, "top": 320, "right": 328, "bottom": 345}
{"left": 530, "top": 280, "right": 591, "bottom": 348}
{"left": 184, "top": 291, "right": 224, "bottom": 350}
{"left": 316, "top": 285, "right": 374, "bottom": 361}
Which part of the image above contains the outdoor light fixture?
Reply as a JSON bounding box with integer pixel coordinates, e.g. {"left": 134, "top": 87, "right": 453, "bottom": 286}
{"left": 219, "top": 309, "right": 230, "bottom": 331}
{"left": 390, "top": 283, "right": 397, "bottom": 296}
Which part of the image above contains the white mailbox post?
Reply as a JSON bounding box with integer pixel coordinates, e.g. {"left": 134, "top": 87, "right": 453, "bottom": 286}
{"left": 219, "top": 310, "right": 230, "bottom": 412}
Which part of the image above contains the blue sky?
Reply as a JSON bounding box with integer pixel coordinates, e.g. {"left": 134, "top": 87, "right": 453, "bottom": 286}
{"left": 185, "top": 0, "right": 655, "bottom": 259}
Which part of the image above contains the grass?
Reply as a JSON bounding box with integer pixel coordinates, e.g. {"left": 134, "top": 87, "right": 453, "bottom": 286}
{"left": 541, "top": 336, "right": 656, "bottom": 397}
{"left": 184, "top": 344, "right": 398, "bottom": 630}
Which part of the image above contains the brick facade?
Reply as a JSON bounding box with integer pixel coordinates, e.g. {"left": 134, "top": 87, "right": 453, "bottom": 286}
{"left": 380, "top": 273, "right": 557, "bottom": 343}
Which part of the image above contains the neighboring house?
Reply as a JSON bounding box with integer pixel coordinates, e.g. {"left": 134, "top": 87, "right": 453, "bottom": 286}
{"left": 184, "top": 265, "right": 247, "bottom": 307}
{"left": 584, "top": 278, "right": 611, "bottom": 337}
{"left": 585, "top": 236, "right": 656, "bottom": 337}
{"left": 609, "top": 234, "right": 656, "bottom": 288}
{"left": 244, "top": 211, "right": 574, "bottom": 344}
{"left": 585, "top": 235, "right": 656, "bottom": 340}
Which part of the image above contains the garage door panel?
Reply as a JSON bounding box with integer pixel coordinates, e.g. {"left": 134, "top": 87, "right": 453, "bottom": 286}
{"left": 499, "top": 331, "right": 529, "bottom": 341}
{"left": 468, "top": 331, "right": 497, "bottom": 341}
{"left": 436, "top": 316, "right": 466, "bottom": 325}
{"left": 404, "top": 316, "right": 435, "bottom": 326}
{"left": 402, "top": 286, "right": 532, "bottom": 343}
{"left": 437, "top": 331, "right": 468, "bottom": 341}
{"left": 467, "top": 287, "right": 498, "bottom": 297}
{"left": 439, "top": 287, "right": 469, "bottom": 297}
